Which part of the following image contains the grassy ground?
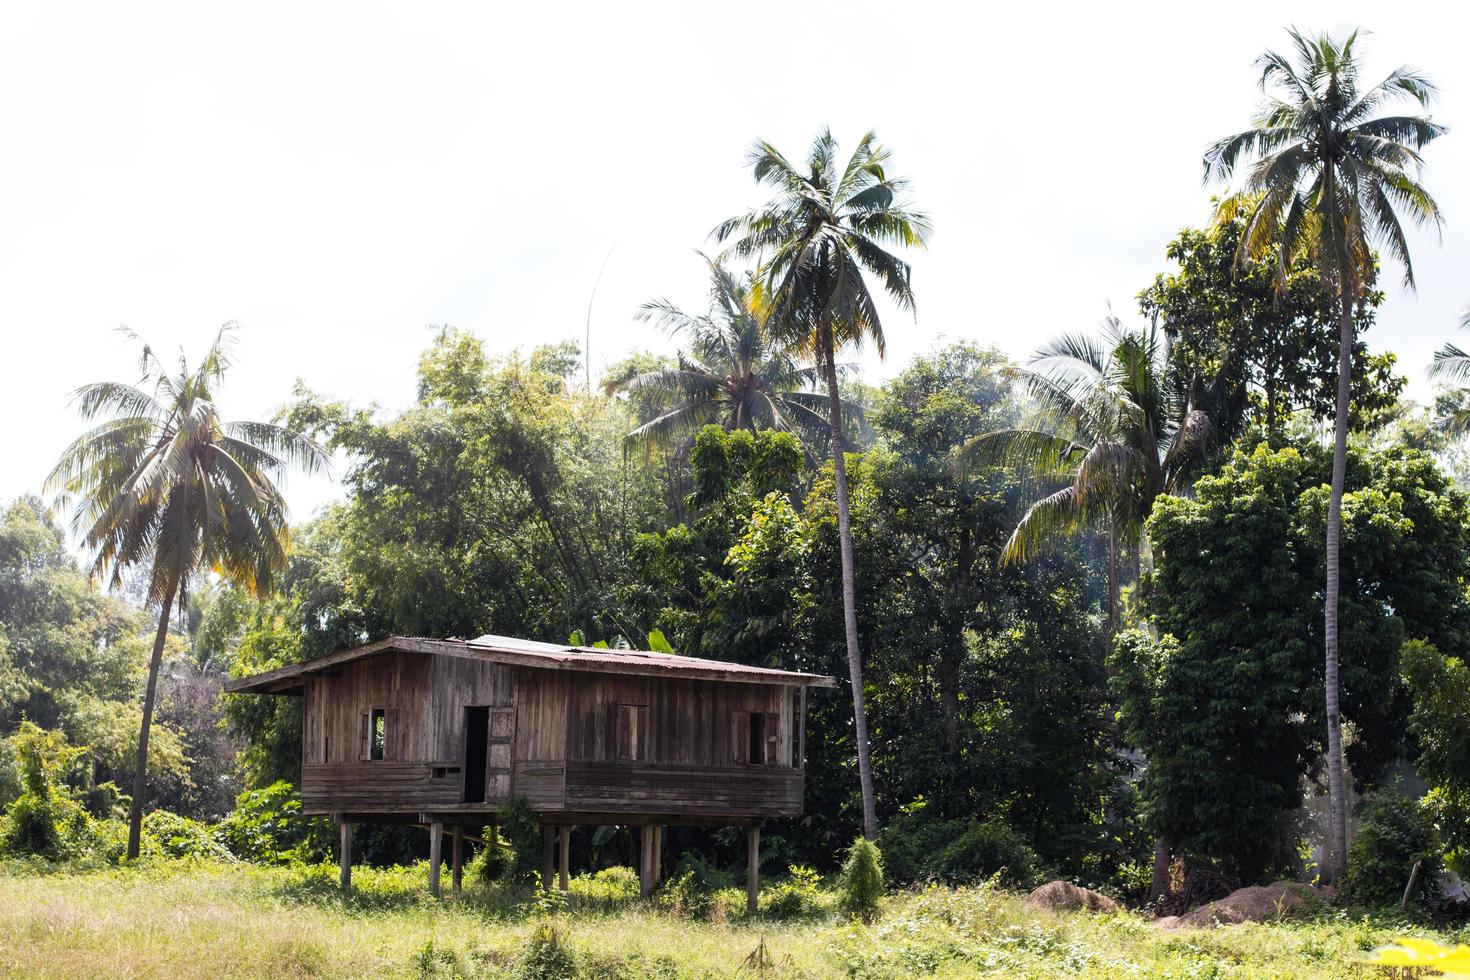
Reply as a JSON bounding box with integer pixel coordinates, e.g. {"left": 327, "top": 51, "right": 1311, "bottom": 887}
{"left": 0, "top": 859, "right": 1459, "bottom": 978}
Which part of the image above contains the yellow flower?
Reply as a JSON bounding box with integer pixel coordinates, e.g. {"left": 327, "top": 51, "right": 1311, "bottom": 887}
{"left": 1366, "top": 937, "right": 1470, "bottom": 977}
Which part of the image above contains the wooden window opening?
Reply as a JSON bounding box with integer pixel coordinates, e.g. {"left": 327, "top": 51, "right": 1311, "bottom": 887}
{"left": 361, "top": 707, "right": 388, "bottom": 761}
{"left": 733, "top": 710, "right": 781, "bottom": 766}
{"left": 616, "top": 704, "right": 649, "bottom": 761}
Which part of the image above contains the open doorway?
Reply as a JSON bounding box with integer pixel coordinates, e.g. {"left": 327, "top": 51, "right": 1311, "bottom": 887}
{"left": 463, "top": 705, "right": 489, "bottom": 803}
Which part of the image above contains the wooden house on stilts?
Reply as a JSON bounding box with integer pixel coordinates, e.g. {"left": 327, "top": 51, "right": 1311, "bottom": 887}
{"left": 226, "top": 634, "right": 835, "bottom": 909}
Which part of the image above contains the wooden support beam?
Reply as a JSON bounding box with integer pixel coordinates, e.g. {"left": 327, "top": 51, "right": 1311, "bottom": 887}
{"left": 428, "top": 820, "right": 443, "bottom": 898}
{"left": 558, "top": 826, "right": 571, "bottom": 892}
{"left": 451, "top": 825, "right": 464, "bottom": 898}
{"left": 639, "top": 825, "right": 655, "bottom": 898}
{"left": 339, "top": 821, "right": 353, "bottom": 897}
{"left": 746, "top": 825, "right": 761, "bottom": 916}
{"left": 652, "top": 825, "right": 663, "bottom": 888}
{"left": 541, "top": 824, "right": 555, "bottom": 892}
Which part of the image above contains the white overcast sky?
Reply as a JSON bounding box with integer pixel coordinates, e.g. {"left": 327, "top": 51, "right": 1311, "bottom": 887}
{"left": 3, "top": 1, "right": 1467, "bottom": 525}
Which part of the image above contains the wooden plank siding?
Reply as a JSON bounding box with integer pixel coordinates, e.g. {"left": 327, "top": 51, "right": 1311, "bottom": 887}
{"left": 303, "top": 762, "right": 463, "bottom": 811}
{"left": 299, "top": 651, "right": 809, "bottom": 820}
{"left": 564, "top": 761, "right": 803, "bottom": 816}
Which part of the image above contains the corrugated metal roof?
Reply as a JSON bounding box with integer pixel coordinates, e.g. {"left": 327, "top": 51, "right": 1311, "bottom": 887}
{"left": 226, "top": 634, "right": 837, "bottom": 694}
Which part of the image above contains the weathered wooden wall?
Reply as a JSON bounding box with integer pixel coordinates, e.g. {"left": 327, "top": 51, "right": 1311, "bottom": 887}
{"left": 563, "top": 761, "right": 802, "bottom": 815}
{"left": 301, "top": 651, "right": 805, "bottom": 819}
{"left": 514, "top": 670, "right": 794, "bottom": 768}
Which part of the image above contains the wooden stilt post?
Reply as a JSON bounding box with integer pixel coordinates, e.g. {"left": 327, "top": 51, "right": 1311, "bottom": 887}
{"left": 746, "top": 824, "right": 760, "bottom": 916}
{"left": 651, "top": 825, "right": 662, "bottom": 888}
{"left": 338, "top": 821, "right": 353, "bottom": 897}
{"left": 428, "top": 820, "right": 443, "bottom": 898}
{"left": 558, "top": 825, "right": 571, "bottom": 891}
{"left": 451, "top": 824, "right": 464, "bottom": 898}
{"left": 639, "top": 824, "right": 655, "bottom": 898}
{"left": 541, "top": 824, "right": 555, "bottom": 892}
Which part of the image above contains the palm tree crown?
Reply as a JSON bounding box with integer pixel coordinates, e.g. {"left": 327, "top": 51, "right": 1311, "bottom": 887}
{"left": 714, "top": 128, "right": 930, "bottom": 355}
{"left": 1204, "top": 29, "right": 1443, "bottom": 293}
{"left": 964, "top": 317, "right": 1222, "bottom": 566}
{"left": 614, "top": 256, "right": 842, "bottom": 454}
{"left": 49, "top": 325, "right": 325, "bottom": 602}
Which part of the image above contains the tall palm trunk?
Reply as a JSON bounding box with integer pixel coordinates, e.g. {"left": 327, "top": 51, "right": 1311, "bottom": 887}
{"left": 1322, "top": 292, "right": 1353, "bottom": 883}
{"left": 820, "top": 333, "right": 878, "bottom": 840}
{"left": 127, "top": 578, "right": 177, "bottom": 860}
{"left": 1106, "top": 515, "right": 1120, "bottom": 638}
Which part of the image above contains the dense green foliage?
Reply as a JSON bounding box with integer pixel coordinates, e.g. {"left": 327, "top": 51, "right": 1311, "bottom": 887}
{"left": 1400, "top": 639, "right": 1470, "bottom": 874}
{"left": 1342, "top": 789, "right": 1442, "bottom": 909}
{"left": 1115, "top": 441, "right": 1470, "bottom": 882}
{"left": 1138, "top": 214, "right": 1402, "bottom": 434}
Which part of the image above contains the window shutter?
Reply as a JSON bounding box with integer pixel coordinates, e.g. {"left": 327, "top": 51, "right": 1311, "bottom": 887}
{"left": 615, "top": 705, "right": 648, "bottom": 761}
{"left": 385, "top": 707, "right": 401, "bottom": 760}
{"left": 358, "top": 711, "right": 370, "bottom": 761}
{"left": 731, "top": 711, "right": 750, "bottom": 764}
{"left": 764, "top": 712, "right": 780, "bottom": 765}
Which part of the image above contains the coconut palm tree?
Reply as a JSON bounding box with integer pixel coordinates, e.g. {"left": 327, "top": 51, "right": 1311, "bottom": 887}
{"left": 47, "top": 325, "right": 325, "bottom": 859}
{"left": 1204, "top": 28, "right": 1444, "bottom": 882}
{"left": 715, "top": 129, "right": 929, "bottom": 840}
{"left": 613, "top": 255, "right": 843, "bottom": 457}
{"left": 1430, "top": 307, "right": 1470, "bottom": 437}
{"left": 962, "top": 317, "right": 1224, "bottom": 635}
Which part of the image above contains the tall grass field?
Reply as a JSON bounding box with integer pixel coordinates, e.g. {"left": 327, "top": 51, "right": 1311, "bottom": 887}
{"left": 0, "top": 859, "right": 1461, "bottom": 978}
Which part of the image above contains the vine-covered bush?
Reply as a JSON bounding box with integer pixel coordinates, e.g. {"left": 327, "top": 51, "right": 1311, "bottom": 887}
{"left": 0, "top": 723, "right": 91, "bottom": 860}
{"left": 1342, "top": 789, "right": 1442, "bottom": 909}
{"left": 215, "top": 781, "right": 331, "bottom": 864}
{"left": 759, "top": 864, "right": 827, "bottom": 921}
{"left": 878, "top": 813, "right": 1039, "bottom": 886}
{"left": 837, "top": 837, "right": 885, "bottom": 922}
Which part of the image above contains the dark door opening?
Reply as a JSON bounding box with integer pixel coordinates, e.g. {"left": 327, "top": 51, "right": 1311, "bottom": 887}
{"left": 463, "top": 706, "right": 489, "bottom": 803}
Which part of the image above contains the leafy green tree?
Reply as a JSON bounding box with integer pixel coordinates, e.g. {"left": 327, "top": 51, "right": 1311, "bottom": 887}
{"left": 282, "top": 328, "right": 668, "bottom": 645}
{"left": 1341, "top": 788, "right": 1441, "bottom": 909}
{"left": 1400, "top": 639, "right": 1470, "bottom": 874}
{"left": 1116, "top": 441, "right": 1470, "bottom": 883}
{"left": 0, "top": 498, "right": 146, "bottom": 734}
{"left": 963, "top": 318, "right": 1226, "bottom": 634}
{"left": 48, "top": 326, "right": 325, "bottom": 858}
{"left": 1138, "top": 214, "right": 1402, "bottom": 433}
{"left": 716, "top": 129, "right": 930, "bottom": 839}
{"left": 1205, "top": 28, "right": 1446, "bottom": 881}
{"left": 612, "top": 256, "right": 838, "bottom": 456}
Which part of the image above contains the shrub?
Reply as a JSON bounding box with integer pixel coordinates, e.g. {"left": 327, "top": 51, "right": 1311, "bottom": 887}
{"left": 759, "top": 864, "right": 826, "bottom": 921}
{"left": 568, "top": 866, "right": 639, "bottom": 911}
{"left": 937, "top": 820, "right": 1041, "bottom": 887}
{"left": 216, "top": 781, "right": 331, "bottom": 864}
{"left": 143, "top": 810, "right": 233, "bottom": 861}
{"left": 1342, "top": 788, "right": 1442, "bottom": 909}
{"left": 466, "top": 830, "right": 515, "bottom": 887}
{"left": 657, "top": 868, "right": 713, "bottom": 919}
{"left": 0, "top": 723, "right": 91, "bottom": 860}
{"left": 878, "top": 813, "right": 1040, "bottom": 886}
{"left": 656, "top": 853, "right": 735, "bottom": 919}
{"left": 837, "top": 837, "right": 884, "bottom": 923}
{"left": 497, "top": 796, "right": 542, "bottom": 881}
{"left": 518, "top": 922, "right": 577, "bottom": 979}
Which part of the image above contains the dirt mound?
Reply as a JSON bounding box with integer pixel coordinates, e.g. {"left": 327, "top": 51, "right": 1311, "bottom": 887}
{"left": 1024, "top": 880, "right": 1121, "bottom": 914}
{"left": 1159, "top": 881, "right": 1325, "bottom": 929}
